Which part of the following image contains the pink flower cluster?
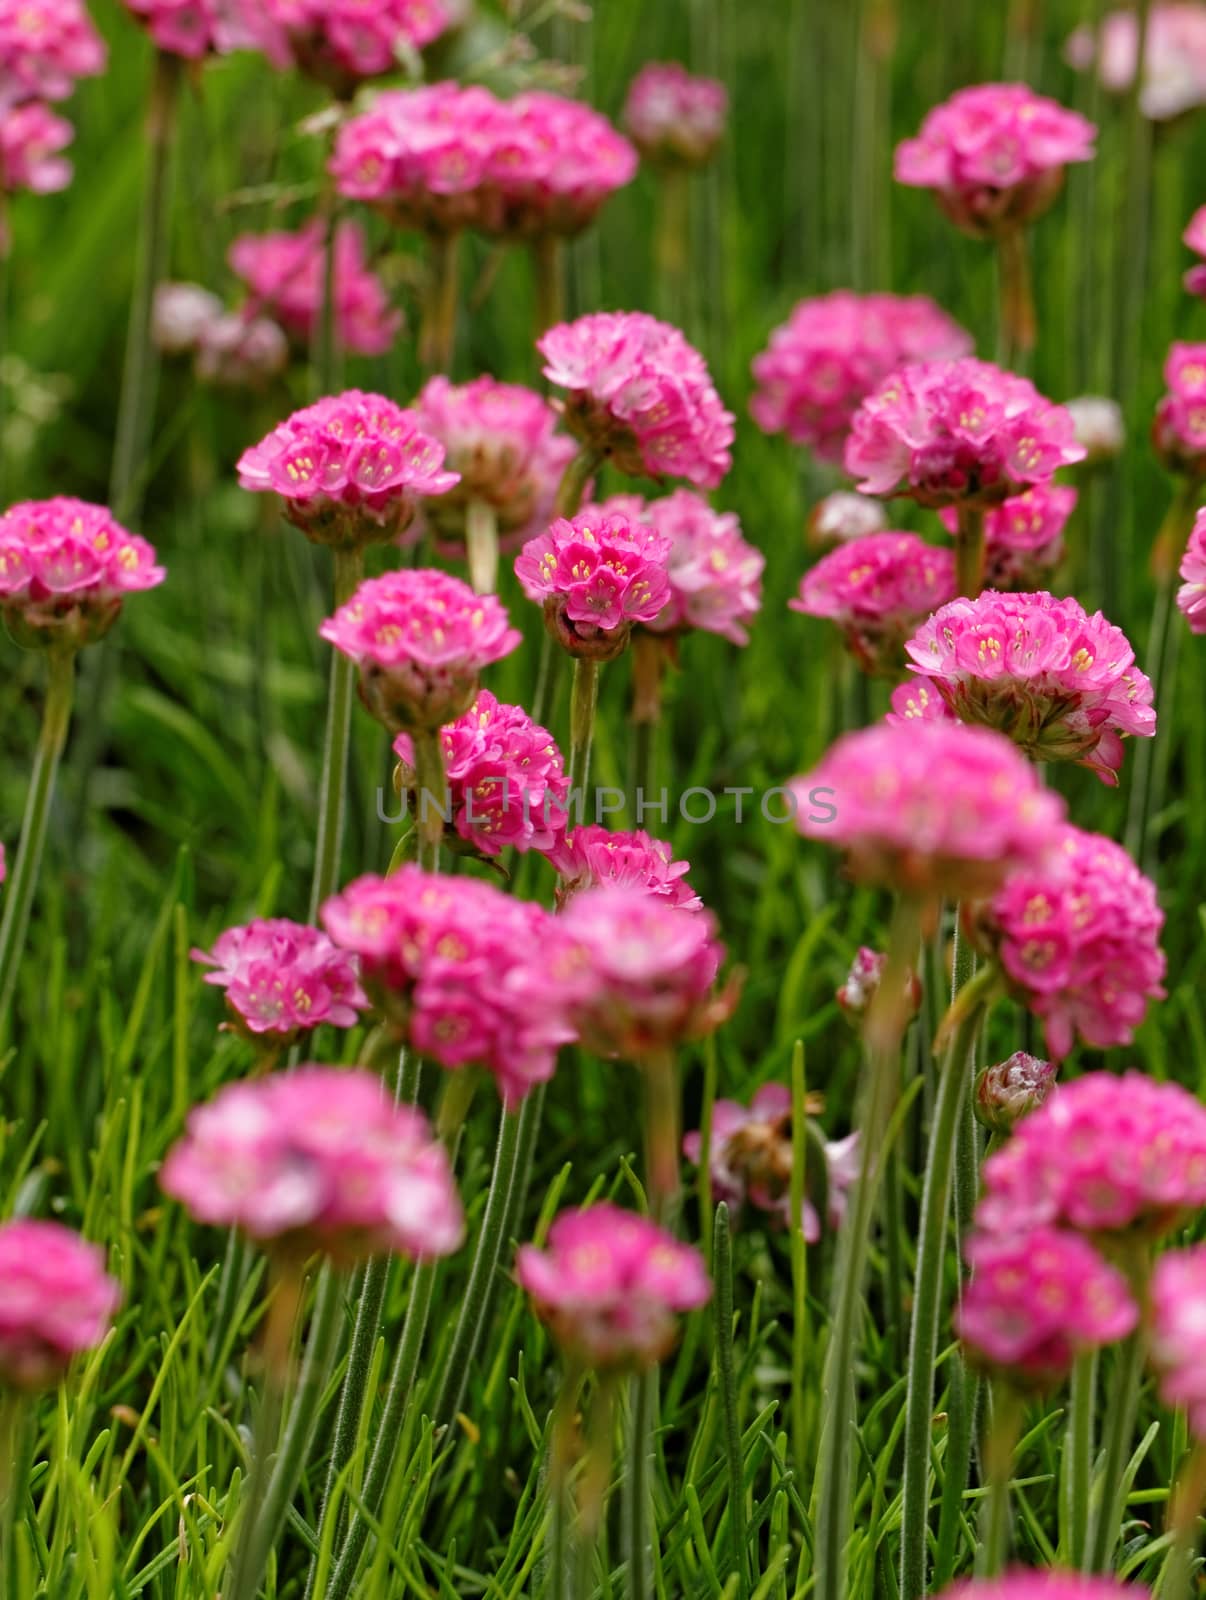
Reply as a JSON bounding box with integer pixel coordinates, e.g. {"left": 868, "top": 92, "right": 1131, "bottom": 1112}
{"left": 845, "top": 358, "right": 1086, "bottom": 507}
{"left": 0, "top": 97, "right": 70, "bottom": 194}
{"left": 0, "top": 0, "right": 105, "bottom": 111}
{"left": 322, "top": 868, "right": 573, "bottom": 1104}
{"left": 539, "top": 312, "right": 734, "bottom": 489}
{"left": 1176, "top": 508, "right": 1206, "bottom": 633}
{"left": 1183, "top": 205, "right": 1206, "bottom": 296}
{"left": 410, "top": 375, "right": 575, "bottom": 554}
{"left": 939, "top": 482, "right": 1077, "bottom": 590}
{"left": 955, "top": 1226, "right": 1137, "bottom": 1389}
{"left": 1152, "top": 342, "right": 1206, "bottom": 479}
{"left": 1150, "top": 1245, "right": 1206, "bottom": 1437}
{"left": 903, "top": 590, "right": 1155, "bottom": 783}
{"left": 238, "top": 392, "right": 458, "bottom": 549}
{"left": 516, "top": 1202, "right": 710, "bottom": 1373}
{"left": 229, "top": 220, "right": 401, "bottom": 357}
{"left": 835, "top": 946, "right": 923, "bottom": 1024}
{"left": 977, "top": 826, "right": 1166, "bottom": 1058}
{"left": 0, "top": 1219, "right": 120, "bottom": 1391}
{"left": 319, "top": 569, "right": 520, "bottom": 732}
{"left": 331, "top": 83, "right": 637, "bottom": 240}
{"left": 791, "top": 721, "right": 1064, "bottom": 902}
{"left": 1066, "top": 5, "right": 1206, "bottom": 122}
{"left": 548, "top": 825, "right": 700, "bottom": 910}
{"left": 160, "top": 1067, "right": 464, "bottom": 1263}
{"left": 258, "top": 0, "right": 453, "bottom": 94}
{"left": 515, "top": 508, "right": 671, "bottom": 660}
{"left": 392, "top": 690, "right": 569, "bottom": 858}
{"left": 0, "top": 497, "right": 165, "bottom": 650}
{"left": 623, "top": 62, "right": 728, "bottom": 167}
{"left": 974, "top": 1051, "right": 1057, "bottom": 1135}
{"left": 750, "top": 291, "right": 973, "bottom": 463}
{"left": 121, "top": 0, "right": 268, "bottom": 57}
{"left": 895, "top": 84, "right": 1095, "bottom": 237}
{"left": 976, "top": 1071, "right": 1206, "bottom": 1238}
{"left": 790, "top": 532, "right": 956, "bottom": 675}
{"left": 939, "top": 1578, "right": 1146, "bottom": 1600}
{"left": 191, "top": 917, "right": 367, "bottom": 1043}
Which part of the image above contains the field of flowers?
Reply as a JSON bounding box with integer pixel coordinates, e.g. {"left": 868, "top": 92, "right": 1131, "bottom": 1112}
{"left": 1, "top": 1, "right": 1206, "bottom": 1598}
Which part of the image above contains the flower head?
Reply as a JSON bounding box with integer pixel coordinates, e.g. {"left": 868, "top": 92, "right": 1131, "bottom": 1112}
{"left": 0, "top": 0, "right": 105, "bottom": 110}
{"left": 194, "top": 312, "right": 289, "bottom": 390}
{"left": 1150, "top": 1245, "right": 1206, "bottom": 1437}
{"left": 1064, "top": 396, "right": 1125, "bottom": 464}
{"left": 229, "top": 220, "right": 401, "bottom": 357}
{"left": 191, "top": 917, "right": 367, "bottom": 1044}
{"left": 257, "top": 0, "right": 454, "bottom": 94}
{"left": 0, "top": 497, "right": 164, "bottom": 650}
{"left": 1067, "top": 5, "right": 1206, "bottom": 122}
{"left": 0, "top": 100, "right": 71, "bottom": 194}
{"left": 1184, "top": 205, "right": 1206, "bottom": 296}
{"left": 517, "top": 1202, "right": 710, "bottom": 1372}
{"left": 750, "top": 291, "right": 973, "bottom": 462}
{"left": 1176, "top": 508, "right": 1206, "bottom": 633}
{"left": 623, "top": 62, "right": 727, "bottom": 167}
{"left": 1153, "top": 342, "right": 1206, "bottom": 479}
{"left": 539, "top": 311, "right": 734, "bottom": 489}
{"left": 903, "top": 590, "right": 1155, "bottom": 783}
{"left": 319, "top": 568, "right": 520, "bottom": 732}
{"left": 808, "top": 491, "right": 888, "bottom": 550}
{"left": 0, "top": 1220, "right": 120, "bottom": 1391}
{"left": 548, "top": 825, "right": 700, "bottom": 910}
{"left": 845, "top": 358, "right": 1085, "bottom": 507}
{"left": 974, "top": 1051, "right": 1057, "bottom": 1135}
{"left": 836, "top": 946, "right": 923, "bottom": 1024}
{"left": 237, "top": 391, "right": 458, "bottom": 549}
{"left": 160, "top": 1067, "right": 464, "bottom": 1263}
{"left": 121, "top": 0, "right": 273, "bottom": 57}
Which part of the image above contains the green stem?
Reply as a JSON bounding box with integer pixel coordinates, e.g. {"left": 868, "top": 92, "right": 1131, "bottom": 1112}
{"left": 654, "top": 169, "right": 690, "bottom": 324}
{"left": 308, "top": 548, "right": 364, "bottom": 922}
{"left": 419, "top": 231, "right": 461, "bottom": 377}
{"left": 0, "top": 648, "right": 76, "bottom": 1032}
{"left": 979, "top": 1384, "right": 1023, "bottom": 1577}
{"left": 642, "top": 1049, "right": 680, "bottom": 1224}
{"left": 413, "top": 727, "right": 448, "bottom": 865}
{"left": 568, "top": 657, "right": 600, "bottom": 801}
{"left": 714, "top": 1205, "right": 751, "bottom": 1598}
{"left": 549, "top": 1375, "right": 578, "bottom": 1600}
{"left": 954, "top": 506, "right": 986, "bottom": 600}
{"left": 788, "top": 1041, "right": 811, "bottom": 1485}
{"left": 1088, "top": 1327, "right": 1146, "bottom": 1571}
{"left": 533, "top": 235, "right": 564, "bottom": 338}
{"left": 623, "top": 1369, "right": 654, "bottom": 1600}
{"left": 933, "top": 1359, "right": 973, "bottom": 1591}
{"left": 996, "top": 227, "right": 1034, "bottom": 372}
{"left": 315, "top": 183, "right": 340, "bottom": 397}
{"left": 0, "top": 1391, "right": 27, "bottom": 1595}
{"left": 1065, "top": 1350, "right": 1098, "bottom": 1568}
{"left": 466, "top": 498, "right": 500, "bottom": 595}
{"left": 554, "top": 447, "right": 602, "bottom": 521}
{"left": 1160, "top": 1443, "right": 1206, "bottom": 1600}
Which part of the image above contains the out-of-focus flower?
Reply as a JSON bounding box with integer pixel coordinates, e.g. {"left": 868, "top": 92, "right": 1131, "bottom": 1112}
{"left": 808, "top": 490, "right": 888, "bottom": 550}
{"left": 938, "top": 483, "right": 1077, "bottom": 590}
{"left": 1153, "top": 342, "right": 1206, "bottom": 479}
{"left": 0, "top": 497, "right": 164, "bottom": 650}
{"left": 1064, "top": 396, "right": 1125, "bottom": 465}
{"left": 319, "top": 568, "right": 520, "bottom": 732}
{"left": 938, "top": 1578, "right": 1148, "bottom": 1600}
{"left": 1066, "top": 5, "right": 1206, "bottom": 122}
{"left": 623, "top": 62, "right": 727, "bottom": 167}
{"left": 974, "top": 1051, "right": 1057, "bottom": 1135}
{"left": 750, "top": 291, "right": 972, "bottom": 463}
{"left": 845, "top": 358, "right": 1085, "bottom": 507}
{"left": 229, "top": 220, "right": 401, "bottom": 357}
{"left": 836, "top": 945, "right": 923, "bottom": 1024}
{"left": 258, "top": 0, "right": 454, "bottom": 94}
{"left": 195, "top": 312, "right": 289, "bottom": 390}
{"left": 121, "top": 0, "right": 274, "bottom": 58}
{"left": 790, "top": 531, "right": 956, "bottom": 675}
{"left": 237, "top": 392, "right": 458, "bottom": 549}
{"left": 0, "top": 1220, "right": 120, "bottom": 1391}
{"left": 0, "top": 100, "right": 71, "bottom": 194}
{"left": 1150, "top": 1245, "right": 1206, "bottom": 1437}
{"left": 0, "top": 0, "right": 105, "bottom": 111}
{"left": 548, "top": 825, "right": 700, "bottom": 910}
{"left": 1177, "top": 507, "right": 1206, "bottom": 632}
{"left": 517, "top": 1203, "right": 710, "bottom": 1373}
{"left": 160, "top": 1067, "right": 464, "bottom": 1263}
{"left": 152, "top": 281, "right": 224, "bottom": 354}
{"left": 539, "top": 311, "right": 734, "bottom": 489}
{"left": 191, "top": 917, "right": 367, "bottom": 1044}
{"left": 1184, "top": 205, "right": 1206, "bottom": 296}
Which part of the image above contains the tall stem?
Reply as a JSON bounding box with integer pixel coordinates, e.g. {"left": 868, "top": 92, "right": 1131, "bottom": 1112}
{"left": 996, "top": 228, "right": 1035, "bottom": 371}
{"left": 642, "top": 1049, "right": 680, "bottom": 1224}
{"left": 1065, "top": 1351, "right": 1098, "bottom": 1568}
{"left": 315, "top": 183, "right": 340, "bottom": 398}
{"left": 413, "top": 728, "right": 448, "bottom": 865}
{"left": 0, "top": 1391, "right": 28, "bottom": 1595}
{"left": 0, "top": 648, "right": 76, "bottom": 1031}
{"left": 623, "top": 1366, "right": 655, "bottom": 1600}
{"left": 954, "top": 506, "right": 986, "bottom": 600}
{"left": 979, "top": 1384, "right": 1023, "bottom": 1577}
{"left": 554, "top": 446, "right": 602, "bottom": 521}
{"left": 568, "top": 657, "right": 600, "bottom": 800}
{"left": 308, "top": 549, "right": 364, "bottom": 922}
{"left": 466, "top": 498, "right": 500, "bottom": 595}
{"left": 714, "top": 1204, "right": 751, "bottom": 1598}
{"left": 1160, "top": 1443, "right": 1206, "bottom": 1600}
{"left": 654, "top": 169, "right": 690, "bottom": 324}
{"left": 533, "top": 235, "right": 564, "bottom": 337}
{"left": 1088, "top": 1326, "right": 1146, "bottom": 1571}
{"left": 419, "top": 231, "right": 461, "bottom": 377}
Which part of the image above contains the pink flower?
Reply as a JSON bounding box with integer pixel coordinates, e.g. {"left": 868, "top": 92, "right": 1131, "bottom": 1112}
{"left": 321, "top": 867, "right": 574, "bottom": 1105}
{"left": 623, "top": 62, "right": 727, "bottom": 167}
{"left": 895, "top": 84, "right": 1095, "bottom": 237}
{"left": 319, "top": 569, "right": 521, "bottom": 732}
{"left": 0, "top": 100, "right": 71, "bottom": 194}
{"left": 392, "top": 690, "right": 569, "bottom": 858}
{"left": 0, "top": 0, "right": 105, "bottom": 111}
{"left": 121, "top": 0, "right": 273, "bottom": 57}
{"left": 808, "top": 491, "right": 888, "bottom": 550}
{"left": 1176, "top": 508, "right": 1206, "bottom": 633}
{"left": 515, "top": 508, "right": 671, "bottom": 660}
{"left": 974, "top": 1051, "right": 1057, "bottom": 1135}
{"left": 152, "top": 282, "right": 224, "bottom": 354}
{"left": 238, "top": 391, "right": 458, "bottom": 549}
{"left": 1152, "top": 342, "right": 1206, "bottom": 479}
{"left": 0, "top": 1220, "right": 119, "bottom": 1391}
{"left": 940, "top": 1580, "right": 1147, "bottom": 1600}
{"left": 1064, "top": 396, "right": 1125, "bottom": 464}
{"left": 939, "top": 482, "right": 1077, "bottom": 590}
{"left": 538, "top": 311, "right": 735, "bottom": 489}
{"left": 836, "top": 946, "right": 923, "bottom": 1024}
{"left": 228, "top": 220, "right": 401, "bottom": 357}
{"left": 790, "top": 721, "right": 1064, "bottom": 902}
{"left": 845, "top": 358, "right": 1086, "bottom": 507}
{"left": 789, "top": 532, "right": 956, "bottom": 675}
{"left": 409, "top": 375, "right": 576, "bottom": 556}
{"left": 0, "top": 497, "right": 165, "bottom": 650}
{"left": 548, "top": 825, "right": 700, "bottom": 910}
{"left": 258, "top": 0, "right": 453, "bottom": 93}
{"left": 1184, "top": 205, "right": 1206, "bottom": 296}
{"left": 191, "top": 917, "right": 367, "bottom": 1043}
{"left": 1150, "top": 1245, "right": 1206, "bottom": 1437}
{"left": 750, "top": 291, "right": 973, "bottom": 463}
{"left": 516, "top": 1202, "right": 710, "bottom": 1372}
{"left": 955, "top": 1226, "right": 1137, "bottom": 1390}
{"left": 1066, "top": 5, "right": 1206, "bottom": 122}
{"left": 974, "top": 826, "right": 1166, "bottom": 1060}
{"left": 160, "top": 1067, "right": 464, "bottom": 1263}
{"left": 903, "top": 590, "right": 1155, "bottom": 784}
{"left": 976, "top": 1071, "right": 1206, "bottom": 1238}
{"left": 194, "top": 311, "right": 288, "bottom": 390}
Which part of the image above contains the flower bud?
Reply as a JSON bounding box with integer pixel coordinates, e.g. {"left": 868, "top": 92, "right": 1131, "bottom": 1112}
{"left": 974, "top": 1051, "right": 1057, "bottom": 1134}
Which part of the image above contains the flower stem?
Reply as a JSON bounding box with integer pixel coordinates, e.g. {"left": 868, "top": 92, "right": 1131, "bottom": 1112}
{"left": 0, "top": 648, "right": 76, "bottom": 1032}
{"left": 420, "top": 231, "right": 461, "bottom": 377}
{"left": 1088, "top": 1325, "right": 1146, "bottom": 1571}
{"left": 1160, "top": 1443, "right": 1206, "bottom": 1600}
{"left": 623, "top": 1367, "right": 655, "bottom": 1600}
{"left": 788, "top": 1040, "right": 811, "bottom": 1484}
{"left": 413, "top": 727, "right": 448, "bottom": 866}
{"left": 315, "top": 183, "right": 340, "bottom": 398}
{"left": 569, "top": 657, "right": 600, "bottom": 798}
{"left": 714, "top": 1203, "right": 751, "bottom": 1598}
{"left": 655, "top": 168, "right": 690, "bottom": 323}
{"left": 308, "top": 548, "right": 364, "bottom": 922}
{"left": 533, "top": 235, "right": 564, "bottom": 337}
{"left": 1065, "top": 1350, "right": 1097, "bottom": 1568}
{"left": 549, "top": 1372, "right": 579, "bottom": 1600}
{"left": 554, "top": 446, "right": 602, "bottom": 520}
{"left": 0, "top": 1390, "right": 29, "bottom": 1595}
{"left": 996, "top": 228, "right": 1035, "bottom": 371}
{"left": 465, "top": 497, "right": 500, "bottom": 595}
{"left": 954, "top": 506, "right": 986, "bottom": 600}
{"left": 642, "top": 1049, "right": 680, "bottom": 1224}
{"left": 979, "top": 1383, "right": 1023, "bottom": 1577}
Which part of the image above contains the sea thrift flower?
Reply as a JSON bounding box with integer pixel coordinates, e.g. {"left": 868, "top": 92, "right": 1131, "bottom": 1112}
{"left": 895, "top": 84, "right": 1095, "bottom": 237}
{"left": 259, "top": 0, "right": 453, "bottom": 94}
{"left": 194, "top": 312, "right": 289, "bottom": 390}
{"left": 191, "top": 917, "right": 367, "bottom": 1044}
{"left": 845, "top": 358, "right": 1086, "bottom": 507}
{"left": 549, "top": 825, "right": 700, "bottom": 910}
{"left": 518, "top": 1203, "right": 710, "bottom": 1373}
{"left": 1066, "top": 5, "right": 1206, "bottom": 122}
{"left": 903, "top": 590, "right": 1155, "bottom": 783}
{"left": 237, "top": 391, "right": 458, "bottom": 549}
{"left": 152, "top": 282, "right": 223, "bottom": 354}
{"left": 955, "top": 1226, "right": 1138, "bottom": 1389}
{"left": 538, "top": 311, "right": 734, "bottom": 489}
{"left": 0, "top": 497, "right": 165, "bottom": 650}
{"left": 0, "top": 100, "right": 71, "bottom": 195}
{"left": 836, "top": 946, "right": 923, "bottom": 1024}
{"left": 940, "top": 483, "right": 1077, "bottom": 590}
{"left": 319, "top": 569, "right": 520, "bottom": 733}
{"left": 514, "top": 508, "right": 671, "bottom": 661}
{"left": 1149, "top": 1245, "right": 1206, "bottom": 1437}
{"left": 229, "top": 220, "right": 401, "bottom": 357}
{"left": 976, "top": 1071, "right": 1206, "bottom": 1238}
{"left": 392, "top": 690, "right": 570, "bottom": 858}
{"left": 974, "top": 1051, "right": 1057, "bottom": 1135}
{"left": 939, "top": 1579, "right": 1147, "bottom": 1600}
{"left": 1176, "top": 508, "right": 1206, "bottom": 633}
{"left": 160, "top": 1067, "right": 464, "bottom": 1263}
{"left": 121, "top": 0, "right": 272, "bottom": 57}
{"left": 1184, "top": 205, "right": 1206, "bottom": 296}
{"left": 1065, "top": 396, "right": 1126, "bottom": 464}
{"left": 790, "top": 721, "right": 1065, "bottom": 902}
{"left": 0, "top": 1220, "right": 120, "bottom": 1391}
{"left": 974, "top": 826, "right": 1166, "bottom": 1059}
{"left": 322, "top": 868, "right": 573, "bottom": 1104}
{"left": 1153, "top": 342, "right": 1206, "bottom": 479}
{"left": 789, "top": 532, "right": 956, "bottom": 674}
{"left": 0, "top": 0, "right": 105, "bottom": 111}
{"left": 808, "top": 491, "right": 888, "bottom": 550}
{"left": 623, "top": 62, "right": 727, "bottom": 167}
{"left": 750, "top": 291, "right": 973, "bottom": 463}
